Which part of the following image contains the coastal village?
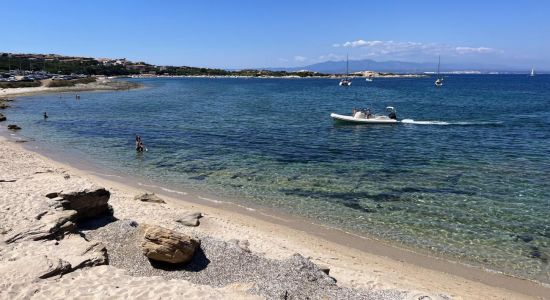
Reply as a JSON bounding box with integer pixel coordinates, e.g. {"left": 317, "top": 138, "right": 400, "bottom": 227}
{"left": 1, "top": 52, "right": 425, "bottom": 86}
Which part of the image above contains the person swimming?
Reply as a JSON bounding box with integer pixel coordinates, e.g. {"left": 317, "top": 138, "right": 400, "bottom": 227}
{"left": 43, "top": 112, "right": 48, "bottom": 119}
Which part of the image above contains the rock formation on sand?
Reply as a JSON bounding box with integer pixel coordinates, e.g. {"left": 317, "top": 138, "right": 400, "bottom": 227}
{"left": 134, "top": 192, "right": 166, "bottom": 204}
{"left": 46, "top": 187, "right": 111, "bottom": 220}
{"left": 141, "top": 224, "right": 200, "bottom": 264}
{"left": 175, "top": 211, "right": 203, "bottom": 226}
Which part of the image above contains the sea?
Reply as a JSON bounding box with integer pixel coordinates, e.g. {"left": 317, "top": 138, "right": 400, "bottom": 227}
{"left": 5, "top": 75, "right": 550, "bottom": 283}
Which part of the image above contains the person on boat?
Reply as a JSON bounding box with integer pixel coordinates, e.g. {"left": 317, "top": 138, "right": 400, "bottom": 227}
{"left": 43, "top": 112, "right": 48, "bottom": 119}
{"left": 364, "top": 108, "right": 372, "bottom": 119}
{"left": 388, "top": 110, "right": 397, "bottom": 120}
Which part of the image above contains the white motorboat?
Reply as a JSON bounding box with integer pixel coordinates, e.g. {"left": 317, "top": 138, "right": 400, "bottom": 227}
{"left": 331, "top": 106, "right": 398, "bottom": 124}
{"left": 365, "top": 76, "right": 373, "bottom": 82}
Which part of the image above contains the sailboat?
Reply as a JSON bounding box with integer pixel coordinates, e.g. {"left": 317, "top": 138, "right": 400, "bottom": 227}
{"left": 339, "top": 55, "right": 352, "bottom": 86}
{"left": 435, "top": 56, "right": 443, "bottom": 87}
{"left": 530, "top": 68, "right": 535, "bottom": 77}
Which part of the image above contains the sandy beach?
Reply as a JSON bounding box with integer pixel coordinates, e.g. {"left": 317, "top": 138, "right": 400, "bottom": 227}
{"left": 2, "top": 95, "right": 549, "bottom": 299}
{"left": 1, "top": 81, "right": 549, "bottom": 299}
{"left": 0, "top": 77, "right": 140, "bottom": 98}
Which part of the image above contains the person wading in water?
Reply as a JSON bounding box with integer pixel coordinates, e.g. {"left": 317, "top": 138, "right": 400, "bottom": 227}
{"left": 135, "top": 135, "right": 145, "bottom": 152}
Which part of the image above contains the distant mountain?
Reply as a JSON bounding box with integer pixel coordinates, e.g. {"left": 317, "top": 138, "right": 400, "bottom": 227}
{"left": 274, "top": 59, "right": 530, "bottom": 74}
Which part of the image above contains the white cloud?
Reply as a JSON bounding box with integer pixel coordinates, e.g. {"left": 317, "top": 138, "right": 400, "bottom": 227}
{"left": 294, "top": 55, "right": 307, "bottom": 62}
{"left": 342, "top": 40, "right": 384, "bottom": 48}
{"left": 332, "top": 43, "right": 341, "bottom": 47}
{"left": 337, "top": 39, "right": 499, "bottom": 57}
{"left": 455, "top": 46, "right": 496, "bottom": 54}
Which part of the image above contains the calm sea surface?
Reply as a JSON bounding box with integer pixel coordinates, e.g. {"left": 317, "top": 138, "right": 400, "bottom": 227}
{"left": 6, "top": 75, "right": 550, "bottom": 282}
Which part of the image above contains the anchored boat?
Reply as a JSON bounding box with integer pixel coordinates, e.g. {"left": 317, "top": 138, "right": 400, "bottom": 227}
{"left": 339, "top": 55, "right": 352, "bottom": 86}
{"left": 331, "top": 106, "right": 398, "bottom": 124}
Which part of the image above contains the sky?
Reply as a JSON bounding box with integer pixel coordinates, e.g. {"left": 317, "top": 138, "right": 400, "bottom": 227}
{"left": 2, "top": 0, "right": 549, "bottom": 69}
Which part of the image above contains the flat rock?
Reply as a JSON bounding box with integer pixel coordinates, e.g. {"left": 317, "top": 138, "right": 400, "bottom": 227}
{"left": 141, "top": 224, "right": 200, "bottom": 264}
{"left": 0, "top": 235, "right": 107, "bottom": 280}
{"left": 7, "top": 124, "right": 21, "bottom": 130}
{"left": 175, "top": 211, "right": 203, "bottom": 226}
{"left": 0, "top": 113, "right": 6, "bottom": 122}
{"left": 134, "top": 192, "right": 166, "bottom": 204}
{"left": 4, "top": 210, "right": 78, "bottom": 243}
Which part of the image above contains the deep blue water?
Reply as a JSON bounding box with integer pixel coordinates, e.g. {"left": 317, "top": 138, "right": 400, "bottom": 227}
{"left": 5, "top": 75, "right": 550, "bottom": 282}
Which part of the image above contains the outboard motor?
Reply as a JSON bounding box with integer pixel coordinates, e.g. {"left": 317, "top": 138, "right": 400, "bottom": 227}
{"left": 386, "top": 106, "right": 397, "bottom": 119}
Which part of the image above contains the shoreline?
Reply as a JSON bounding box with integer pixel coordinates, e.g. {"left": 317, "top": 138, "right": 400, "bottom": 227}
{"left": 2, "top": 128, "right": 549, "bottom": 298}
{"left": 0, "top": 77, "right": 142, "bottom": 98}
{"left": 1, "top": 84, "right": 549, "bottom": 299}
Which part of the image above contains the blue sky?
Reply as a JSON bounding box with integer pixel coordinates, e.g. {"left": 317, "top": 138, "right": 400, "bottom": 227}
{"left": 3, "top": 0, "right": 549, "bottom": 69}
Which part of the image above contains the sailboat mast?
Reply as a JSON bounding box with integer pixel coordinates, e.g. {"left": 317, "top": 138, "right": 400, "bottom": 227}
{"left": 346, "top": 54, "right": 349, "bottom": 79}
{"left": 437, "top": 55, "right": 441, "bottom": 78}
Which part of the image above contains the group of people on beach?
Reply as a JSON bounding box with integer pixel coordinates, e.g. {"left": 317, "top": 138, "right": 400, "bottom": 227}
{"left": 135, "top": 135, "right": 146, "bottom": 152}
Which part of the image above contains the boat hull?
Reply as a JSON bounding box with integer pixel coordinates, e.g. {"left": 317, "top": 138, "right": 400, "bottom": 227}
{"left": 330, "top": 113, "right": 397, "bottom": 124}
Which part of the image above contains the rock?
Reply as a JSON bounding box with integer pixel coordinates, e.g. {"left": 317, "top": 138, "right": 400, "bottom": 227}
{"left": 37, "top": 258, "right": 72, "bottom": 279}
{"left": 315, "top": 264, "right": 330, "bottom": 275}
{"left": 0, "top": 113, "right": 6, "bottom": 122}
{"left": 0, "top": 236, "right": 108, "bottom": 280}
{"left": 141, "top": 225, "right": 200, "bottom": 264}
{"left": 4, "top": 210, "right": 77, "bottom": 243}
{"left": 228, "top": 239, "right": 251, "bottom": 253}
{"left": 175, "top": 211, "right": 203, "bottom": 226}
{"left": 516, "top": 234, "right": 534, "bottom": 243}
{"left": 57, "top": 187, "right": 111, "bottom": 220}
{"left": 134, "top": 192, "right": 166, "bottom": 204}
{"left": 0, "top": 103, "right": 10, "bottom": 109}
{"left": 7, "top": 124, "right": 21, "bottom": 130}
{"left": 287, "top": 254, "right": 336, "bottom": 285}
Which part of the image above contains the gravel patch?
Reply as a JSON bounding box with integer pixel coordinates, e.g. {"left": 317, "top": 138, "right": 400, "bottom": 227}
{"left": 84, "top": 219, "right": 408, "bottom": 300}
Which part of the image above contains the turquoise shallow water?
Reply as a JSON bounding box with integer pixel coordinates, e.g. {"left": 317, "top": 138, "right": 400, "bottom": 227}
{"left": 5, "top": 75, "right": 550, "bottom": 282}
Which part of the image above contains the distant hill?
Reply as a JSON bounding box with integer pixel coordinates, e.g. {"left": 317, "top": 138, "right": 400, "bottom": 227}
{"left": 275, "top": 59, "right": 532, "bottom": 74}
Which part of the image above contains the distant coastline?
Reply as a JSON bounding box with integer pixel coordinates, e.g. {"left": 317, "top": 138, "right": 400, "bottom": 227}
{"left": 122, "top": 73, "right": 428, "bottom": 79}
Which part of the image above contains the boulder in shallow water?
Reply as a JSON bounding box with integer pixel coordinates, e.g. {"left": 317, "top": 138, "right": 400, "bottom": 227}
{"left": 7, "top": 124, "right": 21, "bottom": 130}
{"left": 0, "top": 113, "right": 6, "bottom": 122}
{"left": 134, "top": 192, "right": 166, "bottom": 204}
{"left": 175, "top": 211, "right": 203, "bottom": 226}
{"left": 141, "top": 224, "right": 200, "bottom": 264}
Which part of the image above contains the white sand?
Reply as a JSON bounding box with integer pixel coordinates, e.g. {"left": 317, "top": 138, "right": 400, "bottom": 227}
{"left": 0, "top": 78, "right": 137, "bottom": 98}
{"left": 0, "top": 135, "right": 545, "bottom": 299}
